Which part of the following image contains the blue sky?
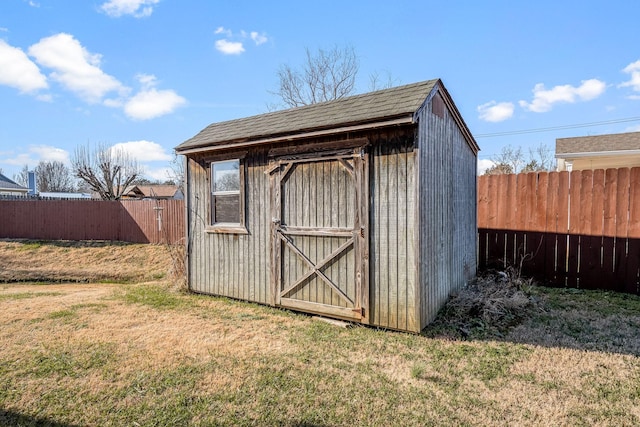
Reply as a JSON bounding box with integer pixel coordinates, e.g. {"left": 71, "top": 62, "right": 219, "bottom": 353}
{"left": 1, "top": 0, "right": 639, "bottom": 180}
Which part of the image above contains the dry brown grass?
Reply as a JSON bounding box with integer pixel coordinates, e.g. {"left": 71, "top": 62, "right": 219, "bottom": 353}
{"left": 1, "top": 240, "right": 640, "bottom": 426}
{"left": 0, "top": 239, "right": 173, "bottom": 283}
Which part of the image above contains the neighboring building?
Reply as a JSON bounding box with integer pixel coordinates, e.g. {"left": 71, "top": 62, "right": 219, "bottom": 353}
{"left": 121, "top": 185, "right": 183, "bottom": 200}
{"left": 176, "top": 79, "right": 479, "bottom": 333}
{"left": 38, "top": 192, "right": 93, "bottom": 199}
{"left": 556, "top": 131, "right": 640, "bottom": 171}
{"left": 0, "top": 173, "right": 28, "bottom": 196}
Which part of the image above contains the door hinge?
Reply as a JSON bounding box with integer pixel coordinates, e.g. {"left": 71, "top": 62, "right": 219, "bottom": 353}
{"left": 352, "top": 307, "right": 365, "bottom": 317}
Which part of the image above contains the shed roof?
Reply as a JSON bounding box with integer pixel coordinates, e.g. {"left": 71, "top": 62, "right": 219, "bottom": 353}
{"left": 0, "top": 173, "right": 28, "bottom": 192}
{"left": 176, "top": 79, "right": 477, "bottom": 154}
{"left": 556, "top": 131, "right": 640, "bottom": 155}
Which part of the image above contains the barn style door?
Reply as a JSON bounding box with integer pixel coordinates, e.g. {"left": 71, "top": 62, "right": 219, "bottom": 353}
{"left": 270, "top": 148, "right": 369, "bottom": 322}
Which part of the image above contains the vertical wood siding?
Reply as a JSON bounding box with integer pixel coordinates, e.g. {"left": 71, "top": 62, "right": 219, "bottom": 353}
{"left": 185, "top": 114, "right": 476, "bottom": 332}
{"left": 187, "top": 152, "right": 271, "bottom": 304}
{"left": 369, "top": 131, "right": 418, "bottom": 331}
{"left": 417, "top": 92, "right": 477, "bottom": 329}
{"left": 280, "top": 159, "right": 356, "bottom": 307}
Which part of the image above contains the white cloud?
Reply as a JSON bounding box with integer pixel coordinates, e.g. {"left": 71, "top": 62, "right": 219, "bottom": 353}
{"left": 0, "top": 27, "right": 8, "bottom": 32}
{"left": 145, "top": 166, "right": 172, "bottom": 182}
{"left": 214, "top": 27, "right": 268, "bottom": 54}
{"left": 625, "top": 124, "right": 640, "bottom": 132}
{"left": 250, "top": 31, "right": 268, "bottom": 45}
{"left": 123, "top": 74, "right": 185, "bottom": 120}
{"left": 0, "top": 39, "right": 48, "bottom": 93}
{"left": 519, "top": 79, "right": 606, "bottom": 113}
{"left": 619, "top": 60, "right": 640, "bottom": 95}
{"left": 136, "top": 73, "right": 157, "bottom": 88}
{"left": 215, "top": 39, "right": 245, "bottom": 55}
{"left": 28, "top": 33, "right": 126, "bottom": 104}
{"left": 30, "top": 145, "right": 70, "bottom": 163}
{"left": 214, "top": 26, "right": 232, "bottom": 37}
{"left": 110, "top": 140, "right": 172, "bottom": 162}
{"left": 100, "top": 0, "right": 160, "bottom": 18}
{"left": 477, "top": 101, "right": 514, "bottom": 122}
{"left": 3, "top": 145, "right": 70, "bottom": 167}
{"left": 477, "top": 159, "right": 495, "bottom": 175}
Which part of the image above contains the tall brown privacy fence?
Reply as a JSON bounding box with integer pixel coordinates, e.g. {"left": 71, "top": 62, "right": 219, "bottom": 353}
{"left": 0, "top": 199, "right": 185, "bottom": 244}
{"left": 478, "top": 168, "right": 640, "bottom": 295}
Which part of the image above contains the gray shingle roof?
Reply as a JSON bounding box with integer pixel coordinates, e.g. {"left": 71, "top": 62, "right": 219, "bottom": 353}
{"left": 556, "top": 131, "right": 640, "bottom": 154}
{"left": 176, "top": 79, "right": 439, "bottom": 152}
{"left": 0, "top": 173, "right": 27, "bottom": 191}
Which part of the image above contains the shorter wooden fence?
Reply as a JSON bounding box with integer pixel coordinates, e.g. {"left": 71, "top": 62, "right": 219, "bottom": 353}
{"left": 0, "top": 199, "right": 184, "bottom": 244}
{"left": 478, "top": 168, "right": 640, "bottom": 295}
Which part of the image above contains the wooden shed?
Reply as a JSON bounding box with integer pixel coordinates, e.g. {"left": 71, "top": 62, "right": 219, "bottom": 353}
{"left": 175, "top": 79, "right": 479, "bottom": 332}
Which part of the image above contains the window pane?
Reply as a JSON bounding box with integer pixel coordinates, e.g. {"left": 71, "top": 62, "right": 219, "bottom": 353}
{"left": 214, "top": 194, "right": 240, "bottom": 223}
{"left": 213, "top": 160, "right": 239, "bottom": 192}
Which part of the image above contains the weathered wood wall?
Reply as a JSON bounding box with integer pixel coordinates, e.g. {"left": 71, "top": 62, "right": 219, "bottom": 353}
{"left": 417, "top": 91, "right": 477, "bottom": 329}
{"left": 186, "top": 152, "right": 271, "bottom": 304}
{"left": 185, "top": 101, "right": 477, "bottom": 333}
{"left": 369, "top": 130, "right": 418, "bottom": 331}
{"left": 185, "top": 128, "right": 423, "bottom": 330}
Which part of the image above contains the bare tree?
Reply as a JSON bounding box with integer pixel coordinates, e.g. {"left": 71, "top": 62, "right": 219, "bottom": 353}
{"left": 484, "top": 144, "right": 555, "bottom": 175}
{"left": 272, "top": 45, "right": 359, "bottom": 108}
{"left": 13, "top": 164, "right": 29, "bottom": 187}
{"left": 34, "top": 161, "right": 75, "bottom": 192}
{"left": 166, "top": 153, "right": 185, "bottom": 188}
{"left": 523, "top": 144, "right": 555, "bottom": 172}
{"left": 368, "top": 70, "right": 400, "bottom": 91}
{"left": 71, "top": 144, "right": 143, "bottom": 200}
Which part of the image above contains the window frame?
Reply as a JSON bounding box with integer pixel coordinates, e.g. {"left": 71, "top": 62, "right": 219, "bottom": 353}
{"left": 205, "top": 156, "right": 248, "bottom": 235}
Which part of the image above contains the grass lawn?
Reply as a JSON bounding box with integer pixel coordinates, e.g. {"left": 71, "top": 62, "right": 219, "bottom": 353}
{"left": 1, "top": 240, "right": 639, "bottom": 426}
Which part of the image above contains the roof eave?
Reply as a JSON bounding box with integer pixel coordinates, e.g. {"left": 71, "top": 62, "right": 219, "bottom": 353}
{"left": 176, "top": 115, "right": 415, "bottom": 155}
{"left": 556, "top": 149, "right": 640, "bottom": 159}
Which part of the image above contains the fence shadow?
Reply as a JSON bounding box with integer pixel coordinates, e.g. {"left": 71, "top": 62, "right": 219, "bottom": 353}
{"left": 479, "top": 228, "right": 640, "bottom": 295}
{"left": 0, "top": 408, "right": 81, "bottom": 427}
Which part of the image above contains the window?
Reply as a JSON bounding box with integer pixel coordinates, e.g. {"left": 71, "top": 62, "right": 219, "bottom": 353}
{"left": 209, "top": 159, "right": 246, "bottom": 232}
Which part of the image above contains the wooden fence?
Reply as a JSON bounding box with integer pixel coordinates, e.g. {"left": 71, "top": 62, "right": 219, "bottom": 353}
{"left": 0, "top": 199, "right": 185, "bottom": 244}
{"left": 478, "top": 168, "right": 640, "bottom": 295}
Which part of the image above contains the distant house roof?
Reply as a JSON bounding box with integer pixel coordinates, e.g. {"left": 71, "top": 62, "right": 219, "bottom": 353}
{"left": 0, "top": 173, "right": 28, "bottom": 193}
{"left": 122, "top": 184, "right": 181, "bottom": 199}
{"left": 176, "top": 79, "right": 478, "bottom": 154}
{"left": 556, "top": 131, "right": 640, "bottom": 156}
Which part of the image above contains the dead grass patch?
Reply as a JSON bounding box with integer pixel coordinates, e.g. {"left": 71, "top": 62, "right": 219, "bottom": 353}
{"left": 0, "top": 239, "right": 176, "bottom": 284}
{"left": 426, "top": 268, "right": 543, "bottom": 339}
{"left": 1, "top": 242, "right": 640, "bottom": 425}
